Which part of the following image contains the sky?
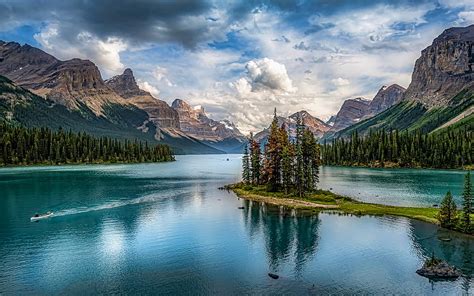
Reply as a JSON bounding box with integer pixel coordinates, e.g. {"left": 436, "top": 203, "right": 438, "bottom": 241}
{"left": 0, "top": 0, "right": 473, "bottom": 133}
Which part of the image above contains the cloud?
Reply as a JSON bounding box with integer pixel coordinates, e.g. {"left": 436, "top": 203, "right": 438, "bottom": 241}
{"left": 458, "top": 11, "right": 474, "bottom": 22}
{"left": 0, "top": 0, "right": 227, "bottom": 49}
{"left": 152, "top": 66, "right": 175, "bottom": 87}
{"left": 244, "top": 58, "right": 296, "bottom": 93}
{"left": 331, "top": 77, "right": 350, "bottom": 86}
{"left": 34, "top": 23, "right": 127, "bottom": 76}
{"left": 137, "top": 80, "right": 160, "bottom": 97}
{"left": 272, "top": 35, "right": 291, "bottom": 43}
{"left": 294, "top": 41, "right": 310, "bottom": 51}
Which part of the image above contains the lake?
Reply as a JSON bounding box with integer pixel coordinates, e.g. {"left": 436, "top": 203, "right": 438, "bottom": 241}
{"left": 0, "top": 155, "right": 472, "bottom": 294}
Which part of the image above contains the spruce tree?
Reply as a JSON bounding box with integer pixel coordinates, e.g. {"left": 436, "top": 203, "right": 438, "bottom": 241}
{"left": 462, "top": 171, "right": 472, "bottom": 231}
{"left": 242, "top": 144, "right": 251, "bottom": 184}
{"left": 437, "top": 191, "right": 457, "bottom": 229}
{"left": 264, "top": 108, "right": 282, "bottom": 191}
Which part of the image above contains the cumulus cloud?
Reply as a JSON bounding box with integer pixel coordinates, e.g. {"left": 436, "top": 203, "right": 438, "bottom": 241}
{"left": 244, "top": 58, "right": 296, "bottom": 93}
{"left": 138, "top": 80, "right": 160, "bottom": 97}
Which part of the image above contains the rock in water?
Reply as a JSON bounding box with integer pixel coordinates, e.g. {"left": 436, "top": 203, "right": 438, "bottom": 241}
{"left": 268, "top": 273, "right": 279, "bottom": 279}
{"left": 416, "top": 260, "right": 460, "bottom": 279}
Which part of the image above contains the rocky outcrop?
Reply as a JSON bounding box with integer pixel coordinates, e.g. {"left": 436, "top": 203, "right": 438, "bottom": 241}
{"left": 403, "top": 25, "right": 474, "bottom": 107}
{"left": 105, "top": 69, "right": 180, "bottom": 131}
{"left": 289, "top": 110, "right": 331, "bottom": 137}
{"left": 0, "top": 41, "right": 126, "bottom": 115}
{"left": 366, "top": 84, "right": 406, "bottom": 116}
{"left": 171, "top": 99, "right": 244, "bottom": 141}
{"left": 104, "top": 68, "right": 147, "bottom": 98}
{"left": 331, "top": 98, "right": 370, "bottom": 131}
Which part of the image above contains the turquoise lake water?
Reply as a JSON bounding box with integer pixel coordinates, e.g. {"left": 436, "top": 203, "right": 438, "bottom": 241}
{"left": 0, "top": 155, "right": 472, "bottom": 294}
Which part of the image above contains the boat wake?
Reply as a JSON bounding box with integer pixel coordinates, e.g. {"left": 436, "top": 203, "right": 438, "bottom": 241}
{"left": 51, "top": 189, "right": 187, "bottom": 218}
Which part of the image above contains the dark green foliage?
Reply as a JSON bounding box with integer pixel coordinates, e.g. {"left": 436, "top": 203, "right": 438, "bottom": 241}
{"left": 462, "top": 171, "right": 472, "bottom": 231}
{"left": 0, "top": 122, "right": 174, "bottom": 166}
{"left": 242, "top": 144, "right": 250, "bottom": 184}
{"left": 437, "top": 191, "right": 458, "bottom": 228}
{"left": 242, "top": 111, "right": 320, "bottom": 197}
{"left": 263, "top": 109, "right": 283, "bottom": 191}
{"left": 321, "top": 127, "right": 472, "bottom": 169}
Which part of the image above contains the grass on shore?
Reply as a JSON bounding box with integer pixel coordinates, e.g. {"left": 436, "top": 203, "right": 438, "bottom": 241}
{"left": 227, "top": 183, "right": 440, "bottom": 224}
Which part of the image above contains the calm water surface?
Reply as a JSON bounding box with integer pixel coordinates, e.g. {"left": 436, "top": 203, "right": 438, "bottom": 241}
{"left": 0, "top": 155, "right": 472, "bottom": 295}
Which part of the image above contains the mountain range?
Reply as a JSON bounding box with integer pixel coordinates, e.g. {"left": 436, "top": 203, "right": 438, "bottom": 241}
{"left": 330, "top": 25, "right": 474, "bottom": 139}
{"left": 0, "top": 25, "right": 473, "bottom": 152}
{"left": 0, "top": 41, "right": 245, "bottom": 154}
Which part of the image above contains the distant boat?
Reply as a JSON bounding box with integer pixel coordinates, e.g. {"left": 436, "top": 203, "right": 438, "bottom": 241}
{"left": 30, "top": 211, "right": 53, "bottom": 222}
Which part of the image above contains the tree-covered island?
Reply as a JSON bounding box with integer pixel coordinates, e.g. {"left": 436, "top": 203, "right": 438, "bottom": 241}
{"left": 229, "top": 110, "right": 473, "bottom": 235}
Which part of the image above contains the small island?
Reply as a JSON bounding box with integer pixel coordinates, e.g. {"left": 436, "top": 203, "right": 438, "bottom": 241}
{"left": 416, "top": 254, "right": 461, "bottom": 279}
{"left": 229, "top": 110, "right": 473, "bottom": 235}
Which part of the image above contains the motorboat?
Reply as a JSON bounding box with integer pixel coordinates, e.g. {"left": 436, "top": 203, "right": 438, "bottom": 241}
{"left": 30, "top": 211, "right": 53, "bottom": 222}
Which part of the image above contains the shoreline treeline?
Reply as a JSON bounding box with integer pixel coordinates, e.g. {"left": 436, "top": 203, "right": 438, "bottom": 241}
{"left": 0, "top": 123, "right": 174, "bottom": 166}
{"left": 321, "top": 128, "right": 472, "bottom": 169}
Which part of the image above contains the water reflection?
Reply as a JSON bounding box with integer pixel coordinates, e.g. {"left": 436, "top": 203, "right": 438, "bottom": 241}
{"left": 241, "top": 200, "right": 320, "bottom": 275}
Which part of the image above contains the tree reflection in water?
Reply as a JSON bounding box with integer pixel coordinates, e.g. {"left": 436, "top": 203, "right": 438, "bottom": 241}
{"left": 240, "top": 199, "right": 320, "bottom": 276}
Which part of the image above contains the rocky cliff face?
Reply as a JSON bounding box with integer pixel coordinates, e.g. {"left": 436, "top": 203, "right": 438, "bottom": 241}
{"left": 331, "top": 98, "right": 370, "bottom": 131}
{"left": 104, "top": 68, "right": 147, "bottom": 98}
{"left": 289, "top": 110, "right": 331, "bottom": 137}
{"left": 171, "top": 99, "right": 244, "bottom": 141}
{"left": 105, "top": 69, "right": 180, "bottom": 131}
{"left": 403, "top": 25, "right": 474, "bottom": 107}
{"left": 0, "top": 41, "right": 126, "bottom": 115}
{"left": 367, "top": 84, "right": 406, "bottom": 116}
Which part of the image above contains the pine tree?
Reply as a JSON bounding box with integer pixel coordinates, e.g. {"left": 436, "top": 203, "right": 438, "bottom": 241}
{"left": 242, "top": 144, "right": 251, "bottom": 184}
{"left": 462, "top": 171, "right": 472, "bottom": 231}
{"left": 437, "top": 191, "right": 457, "bottom": 229}
{"left": 264, "top": 108, "right": 283, "bottom": 191}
